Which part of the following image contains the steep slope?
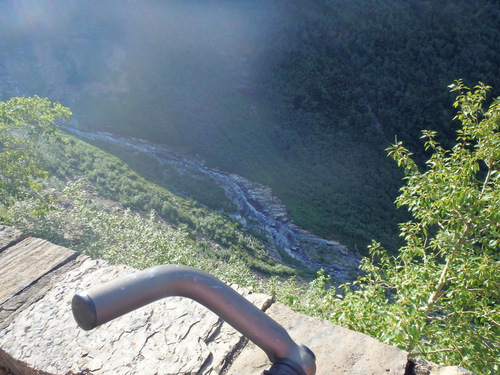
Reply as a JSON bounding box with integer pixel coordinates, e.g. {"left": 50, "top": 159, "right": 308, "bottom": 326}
{"left": 1, "top": 0, "right": 499, "bottom": 253}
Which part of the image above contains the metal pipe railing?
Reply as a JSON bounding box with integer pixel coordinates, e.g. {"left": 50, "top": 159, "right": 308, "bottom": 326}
{"left": 72, "top": 264, "right": 316, "bottom": 375}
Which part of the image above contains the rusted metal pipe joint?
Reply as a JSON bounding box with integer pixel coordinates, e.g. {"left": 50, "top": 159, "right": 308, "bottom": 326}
{"left": 72, "top": 264, "right": 316, "bottom": 375}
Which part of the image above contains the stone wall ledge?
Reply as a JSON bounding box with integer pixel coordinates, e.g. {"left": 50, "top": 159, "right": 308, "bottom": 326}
{"left": 0, "top": 226, "right": 473, "bottom": 375}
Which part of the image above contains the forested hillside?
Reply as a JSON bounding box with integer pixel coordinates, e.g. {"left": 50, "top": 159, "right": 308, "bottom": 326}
{"left": 1, "top": 86, "right": 498, "bottom": 374}
{"left": 0, "top": 97, "right": 300, "bottom": 286}
{"left": 253, "top": 0, "right": 500, "bottom": 249}
{"left": 1, "top": 0, "right": 499, "bottom": 252}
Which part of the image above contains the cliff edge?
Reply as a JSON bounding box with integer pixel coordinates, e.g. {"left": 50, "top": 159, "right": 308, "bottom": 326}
{"left": 0, "top": 226, "right": 473, "bottom": 375}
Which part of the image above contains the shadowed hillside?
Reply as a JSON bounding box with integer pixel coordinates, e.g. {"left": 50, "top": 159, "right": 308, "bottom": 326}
{"left": 1, "top": 0, "right": 499, "bottom": 253}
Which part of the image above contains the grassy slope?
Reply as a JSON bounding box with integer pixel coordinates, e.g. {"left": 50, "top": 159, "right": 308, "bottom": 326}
{"left": 3, "top": 0, "right": 499, "bottom": 255}
{"left": 72, "top": 0, "right": 499, "bottom": 255}
{"left": 28, "top": 132, "right": 300, "bottom": 280}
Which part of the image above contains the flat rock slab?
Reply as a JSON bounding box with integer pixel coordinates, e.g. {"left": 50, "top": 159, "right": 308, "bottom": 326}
{"left": 0, "top": 228, "right": 475, "bottom": 375}
{"left": 227, "top": 302, "right": 409, "bottom": 375}
{"left": 0, "top": 235, "right": 78, "bottom": 305}
{"left": 0, "top": 226, "right": 26, "bottom": 253}
{"left": 0, "top": 247, "right": 271, "bottom": 374}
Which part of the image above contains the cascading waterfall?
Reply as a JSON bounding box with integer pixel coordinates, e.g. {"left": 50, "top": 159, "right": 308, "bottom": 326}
{"left": 62, "top": 126, "right": 360, "bottom": 281}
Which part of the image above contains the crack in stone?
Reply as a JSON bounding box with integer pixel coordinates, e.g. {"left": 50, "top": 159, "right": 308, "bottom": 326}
{"left": 82, "top": 354, "right": 105, "bottom": 373}
{"left": 119, "top": 309, "right": 155, "bottom": 339}
{"left": 180, "top": 318, "right": 202, "bottom": 341}
{"left": 139, "top": 330, "right": 160, "bottom": 354}
{"left": 203, "top": 317, "right": 224, "bottom": 344}
{"left": 217, "top": 296, "right": 275, "bottom": 374}
{"left": 197, "top": 352, "right": 213, "bottom": 375}
{"left": 219, "top": 336, "right": 249, "bottom": 375}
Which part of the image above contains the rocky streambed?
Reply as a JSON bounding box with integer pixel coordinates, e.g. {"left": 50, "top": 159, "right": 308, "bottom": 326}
{"left": 62, "top": 126, "right": 360, "bottom": 282}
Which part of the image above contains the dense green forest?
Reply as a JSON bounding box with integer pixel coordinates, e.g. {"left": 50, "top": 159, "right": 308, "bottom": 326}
{"left": 252, "top": 0, "right": 500, "bottom": 249}
{"left": 1, "top": 0, "right": 498, "bottom": 253}
{"left": 1, "top": 1, "right": 499, "bottom": 372}
{"left": 1, "top": 84, "right": 498, "bottom": 374}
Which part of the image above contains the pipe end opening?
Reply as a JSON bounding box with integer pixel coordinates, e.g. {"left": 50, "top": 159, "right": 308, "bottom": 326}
{"left": 72, "top": 292, "right": 98, "bottom": 331}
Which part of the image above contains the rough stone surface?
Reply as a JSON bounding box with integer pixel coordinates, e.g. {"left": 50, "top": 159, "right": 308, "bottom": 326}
{"left": 0, "top": 227, "right": 476, "bottom": 375}
{"left": 0, "top": 250, "right": 271, "bottom": 375}
{"left": 0, "top": 236, "right": 79, "bottom": 305}
{"left": 412, "top": 358, "right": 475, "bottom": 375}
{"left": 227, "top": 302, "right": 409, "bottom": 375}
{"left": 0, "top": 254, "right": 86, "bottom": 333}
{"left": 0, "top": 226, "right": 26, "bottom": 253}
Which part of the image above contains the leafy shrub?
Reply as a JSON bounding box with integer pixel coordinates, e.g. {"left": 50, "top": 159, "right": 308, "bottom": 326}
{"left": 319, "top": 82, "right": 500, "bottom": 375}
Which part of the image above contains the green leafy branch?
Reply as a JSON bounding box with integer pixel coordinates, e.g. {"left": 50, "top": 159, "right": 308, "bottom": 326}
{"left": 323, "top": 82, "right": 499, "bottom": 375}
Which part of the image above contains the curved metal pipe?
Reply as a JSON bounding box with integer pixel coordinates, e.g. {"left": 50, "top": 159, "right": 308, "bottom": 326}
{"left": 72, "top": 264, "right": 316, "bottom": 375}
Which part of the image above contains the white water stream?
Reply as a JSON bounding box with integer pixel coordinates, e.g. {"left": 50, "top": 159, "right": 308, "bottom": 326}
{"left": 62, "top": 126, "right": 360, "bottom": 281}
